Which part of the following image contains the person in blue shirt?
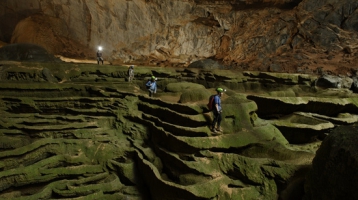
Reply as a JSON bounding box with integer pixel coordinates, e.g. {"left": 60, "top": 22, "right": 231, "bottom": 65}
{"left": 211, "top": 87, "right": 226, "bottom": 133}
{"left": 146, "top": 76, "right": 157, "bottom": 97}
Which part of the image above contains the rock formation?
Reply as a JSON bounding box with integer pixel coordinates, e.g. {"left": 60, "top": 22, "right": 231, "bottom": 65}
{"left": 1, "top": 0, "right": 358, "bottom": 199}
{"left": 0, "top": 61, "right": 358, "bottom": 199}
{"left": 0, "top": 0, "right": 358, "bottom": 74}
{"left": 304, "top": 125, "right": 358, "bottom": 200}
{"left": 0, "top": 43, "right": 60, "bottom": 62}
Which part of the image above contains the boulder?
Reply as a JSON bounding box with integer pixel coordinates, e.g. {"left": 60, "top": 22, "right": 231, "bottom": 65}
{"left": 315, "top": 74, "right": 342, "bottom": 88}
{"left": 315, "top": 75, "right": 353, "bottom": 89}
{"left": 268, "top": 63, "right": 282, "bottom": 72}
{"left": 42, "top": 68, "right": 58, "bottom": 83}
{"left": 187, "top": 59, "right": 226, "bottom": 70}
{"left": 304, "top": 125, "right": 358, "bottom": 200}
{"left": 341, "top": 76, "right": 353, "bottom": 89}
{"left": 351, "top": 76, "right": 358, "bottom": 93}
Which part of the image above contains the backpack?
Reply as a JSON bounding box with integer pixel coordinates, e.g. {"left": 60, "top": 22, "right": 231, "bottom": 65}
{"left": 207, "top": 95, "right": 216, "bottom": 110}
{"left": 146, "top": 80, "right": 151, "bottom": 89}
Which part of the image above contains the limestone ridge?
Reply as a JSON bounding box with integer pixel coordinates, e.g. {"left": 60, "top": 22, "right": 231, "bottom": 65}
{"left": 2, "top": 62, "right": 358, "bottom": 198}
{"left": 1, "top": 0, "right": 358, "bottom": 74}
{"left": 0, "top": 62, "right": 333, "bottom": 199}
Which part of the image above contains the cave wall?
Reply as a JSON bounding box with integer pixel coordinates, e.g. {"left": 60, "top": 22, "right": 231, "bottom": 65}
{"left": 1, "top": 0, "right": 358, "bottom": 69}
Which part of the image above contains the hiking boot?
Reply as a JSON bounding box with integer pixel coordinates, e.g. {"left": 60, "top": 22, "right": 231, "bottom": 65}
{"left": 211, "top": 128, "right": 218, "bottom": 133}
{"left": 215, "top": 128, "right": 223, "bottom": 132}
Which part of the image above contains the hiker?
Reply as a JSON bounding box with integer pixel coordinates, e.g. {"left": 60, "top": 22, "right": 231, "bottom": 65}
{"left": 128, "top": 65, "right": 134, "bottom": 82}
{"left": 211, "top": 87, "right": 226, "bottom": 133}
{"left": 97, "top": 49, "right": 104, "bottom": 65}
{"left": 146, "top": 76, "right": 157, "bottom": 97}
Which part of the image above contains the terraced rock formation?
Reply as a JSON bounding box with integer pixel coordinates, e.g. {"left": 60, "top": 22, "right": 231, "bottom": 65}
{"left": 1, "top": 62, "right": 358, "bottom": 199}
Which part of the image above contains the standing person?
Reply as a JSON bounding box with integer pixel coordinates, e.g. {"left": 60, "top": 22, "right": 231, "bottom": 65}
{"left": 128, "top": 65, "right": 134, "bottom": 82}
{"left": 146, "top": 76, "right": 157, "bottom": 97}
{"left": 97, "top": 47, "right": 104, "bottom": 65}
{"left": 211, "top": 87, "right": 226, "bottom": 133}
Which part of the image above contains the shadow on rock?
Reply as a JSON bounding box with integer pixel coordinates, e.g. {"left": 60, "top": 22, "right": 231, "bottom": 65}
{"left": 0, "top": 43, "right": 61, "bottom": 62}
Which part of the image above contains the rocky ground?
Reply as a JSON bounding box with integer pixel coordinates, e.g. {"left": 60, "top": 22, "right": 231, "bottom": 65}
{"left": 1, "top": 0, "right": 358, "bottom": 199}
{"left": 1, "top": 60, "right": 358, "bottom": 199}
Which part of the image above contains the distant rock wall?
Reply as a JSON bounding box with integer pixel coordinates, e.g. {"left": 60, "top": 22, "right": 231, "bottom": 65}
{"left": 1, "top": 0, "right": 358, "bottom": 71}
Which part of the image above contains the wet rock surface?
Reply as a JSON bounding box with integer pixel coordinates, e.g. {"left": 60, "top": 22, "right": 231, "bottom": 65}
{"left": 0, "top": 61, "right": 357, "bottom": 199}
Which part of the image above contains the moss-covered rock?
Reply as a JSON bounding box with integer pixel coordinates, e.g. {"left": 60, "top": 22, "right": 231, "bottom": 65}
{"left": 179, "top": 88, "right": 211, "bottom": 103}
{"left": 165, "top": 81, "right": 206, "bottom": 93}
{"left": 269, "top": 112, "right": 334, "bottom": 144}
{"left": 1, "top": 62, "right": 351, "bottom": 200}
{"left": 247, "top": 95, "right": 358, "bottom": 117}
{"left": 0, "top": 43, "right": 60, "bottom": 62}
{"left": 304, "top": 125, "right": 358, "bottom": 200}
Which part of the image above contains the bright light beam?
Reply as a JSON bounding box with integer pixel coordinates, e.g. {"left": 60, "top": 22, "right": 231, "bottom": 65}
{"left": 98, "top": 46, "right": 103, "bottom": 51}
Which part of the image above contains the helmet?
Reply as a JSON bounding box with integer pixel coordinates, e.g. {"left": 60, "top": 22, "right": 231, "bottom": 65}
{"left": 130, "top": 65, "right": 134, "bottom": 68}
{"left": 151, "top": 76, "right": 157, "bottom": 80}
{"left": 216, "top": 88, "right": 226, "bottom": 93}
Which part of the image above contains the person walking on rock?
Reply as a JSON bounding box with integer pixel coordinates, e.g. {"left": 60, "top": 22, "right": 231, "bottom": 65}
{"left": 211, "top": 87, "right": 226, "bottom": 133}
{"left": 97, "top": 48, "right": 104, "bottom": 65}
{"left": 146, "top": 76, "right": 157, "bottom": 97}
{"left": 128, "top": 65, "right": 134, "bottom": 82}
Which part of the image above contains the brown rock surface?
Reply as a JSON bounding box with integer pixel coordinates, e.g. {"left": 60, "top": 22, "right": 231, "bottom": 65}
{"left": 0, "top": 0, "right": 358, "bottom": 74}
{"left": 10, "top": 14, "right": 93, "bottom": 58}
{"left": 0, "top": 0, "right": 357, "bottom": 75}
{"left": 0, "top": 41, "right": 6, "bottom": 48}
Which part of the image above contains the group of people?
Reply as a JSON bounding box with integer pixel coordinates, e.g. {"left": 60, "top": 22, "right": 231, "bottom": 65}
{"left": 96, "top": 49, "right": 157, "bottom": 96}
{"left": 127, "top": 64, "right": 158, "bottom": 97}
{"left": 95, "top": 49, "right": 224, "bottom": 133}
